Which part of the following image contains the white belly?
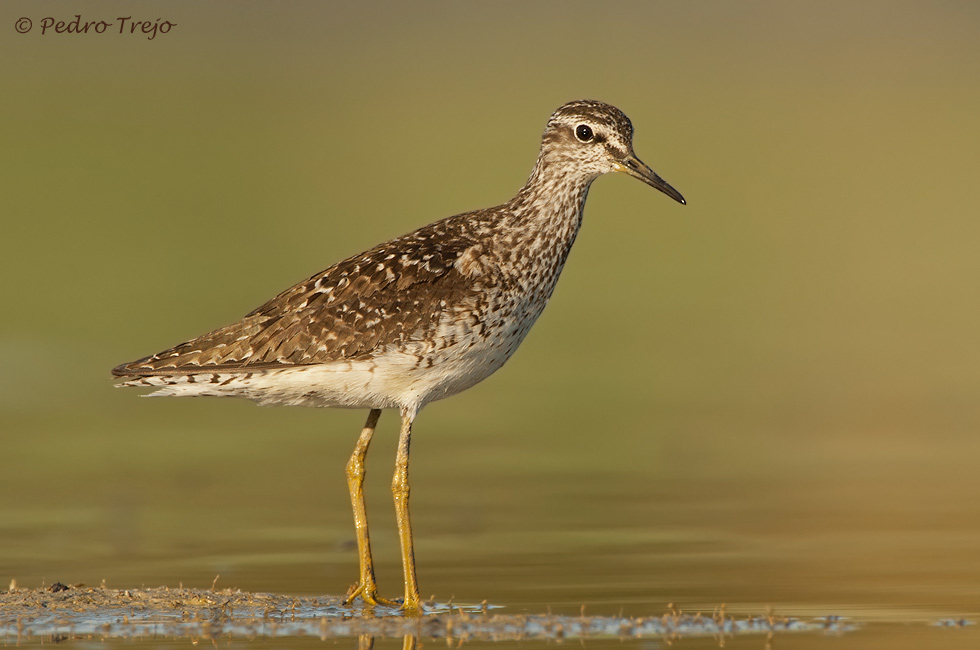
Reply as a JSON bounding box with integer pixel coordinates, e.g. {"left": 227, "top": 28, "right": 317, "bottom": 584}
{"left": 126, "top": 306, "right": 537, "bottom": 413}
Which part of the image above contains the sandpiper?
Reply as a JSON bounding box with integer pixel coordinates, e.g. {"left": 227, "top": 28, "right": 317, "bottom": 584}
{"left": 113, "top": 100, "right": 685, "bottom": 610}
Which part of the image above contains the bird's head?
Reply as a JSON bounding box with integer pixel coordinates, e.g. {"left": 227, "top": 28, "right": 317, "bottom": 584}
{"left": 540, "top": 100, "right": 686, "bottom": 205}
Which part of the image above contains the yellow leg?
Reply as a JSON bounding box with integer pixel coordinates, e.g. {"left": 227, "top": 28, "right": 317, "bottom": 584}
{"left": 393, "top": 408, "right": 421, "bottom": 611}
{"left": 342, "top": 409, "right": 398, "bottom": 607}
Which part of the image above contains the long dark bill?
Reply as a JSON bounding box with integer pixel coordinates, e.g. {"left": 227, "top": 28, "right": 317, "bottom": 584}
{"left": 619, "top": 154, "right": 686, "bottom": 205}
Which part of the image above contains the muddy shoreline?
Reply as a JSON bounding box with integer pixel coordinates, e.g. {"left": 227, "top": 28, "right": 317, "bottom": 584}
{"left": 0, "top": 583, "right": 859, "bottom": 643}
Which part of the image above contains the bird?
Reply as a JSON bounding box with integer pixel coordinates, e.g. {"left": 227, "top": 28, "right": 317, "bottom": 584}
{"left": 112, "top": 99, "right": 686, "bottom": 611}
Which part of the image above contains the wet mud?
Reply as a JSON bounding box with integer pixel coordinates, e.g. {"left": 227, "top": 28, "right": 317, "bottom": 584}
{"left": 0, "top": 583, "right": 857, "bottom": 643}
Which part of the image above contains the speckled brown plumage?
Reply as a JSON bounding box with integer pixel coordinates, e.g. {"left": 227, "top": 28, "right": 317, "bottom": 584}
{"left": 113, "top": 101, "right": 684, "bottom": 405}
{"left": 114, "top": 216, "right": 497, "bottom": 371}
{"left": 111, "top": 100, "right": 685, "bottom": 609}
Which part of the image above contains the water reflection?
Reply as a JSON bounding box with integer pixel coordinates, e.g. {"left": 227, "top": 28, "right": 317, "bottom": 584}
{"left": 357, "top": 635, "right": 416, "bottom": 650}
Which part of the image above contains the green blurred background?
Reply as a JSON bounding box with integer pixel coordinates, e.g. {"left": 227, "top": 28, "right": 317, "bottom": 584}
{"left": 2, "top": 0, "right": 979, "bottom": 622}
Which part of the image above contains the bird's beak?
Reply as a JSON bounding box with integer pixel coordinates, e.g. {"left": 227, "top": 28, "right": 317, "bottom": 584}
{"left": 616, "top": 154, "right": 686, "bottom": 205}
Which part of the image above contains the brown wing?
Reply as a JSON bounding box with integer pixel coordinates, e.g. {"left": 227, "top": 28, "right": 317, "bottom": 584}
{"left": 112, "top": 213, "right": 497, "bottom": 377}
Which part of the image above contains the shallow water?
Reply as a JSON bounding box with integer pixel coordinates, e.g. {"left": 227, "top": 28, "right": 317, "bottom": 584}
{"left": 4, "top": 400, "right": 980, "bottom": 626}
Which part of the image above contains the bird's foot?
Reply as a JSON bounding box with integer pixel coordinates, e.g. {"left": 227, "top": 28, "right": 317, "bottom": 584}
{"left": 343, "top": 582, "right": 402, "bottom": 608}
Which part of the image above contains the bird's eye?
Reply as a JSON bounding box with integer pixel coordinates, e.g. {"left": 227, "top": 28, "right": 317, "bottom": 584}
{"left": 575, "top": 124, "right": 594, "bottom": 142}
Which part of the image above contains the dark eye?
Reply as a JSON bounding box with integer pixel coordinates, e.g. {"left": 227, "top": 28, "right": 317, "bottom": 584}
{"left": 575, "top": 124, "right": 594, "bottom": 142}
